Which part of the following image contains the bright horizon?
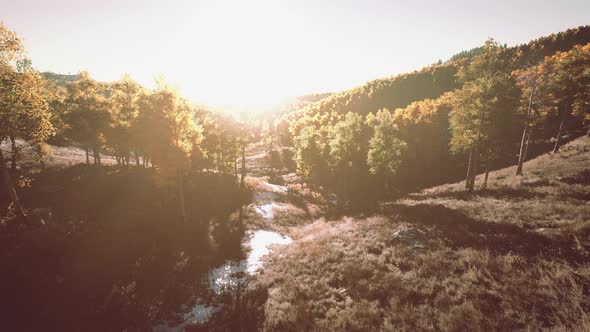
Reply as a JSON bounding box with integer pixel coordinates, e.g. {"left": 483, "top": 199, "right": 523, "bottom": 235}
{"left": 3, "top": 0, "right": 589, "bottom": 110}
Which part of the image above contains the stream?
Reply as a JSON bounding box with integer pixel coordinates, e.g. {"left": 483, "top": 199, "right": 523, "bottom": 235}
{"left": 154, "top": 181, "right": 292, "bottom": 331}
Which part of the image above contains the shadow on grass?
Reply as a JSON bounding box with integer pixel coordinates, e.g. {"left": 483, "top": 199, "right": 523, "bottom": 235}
{"left": 559, "top": 169, "right": 590, "bottom": 185}
{"left": 388, "top": 203, "right": 587, "bottom": 264}
{"left": 407, "top": 187, "right": 547, "bottom": 202}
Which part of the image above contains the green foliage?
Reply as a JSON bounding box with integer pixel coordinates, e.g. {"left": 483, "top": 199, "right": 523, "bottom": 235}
{"left": 288, "top": 27, "right": 590, "bottom": 196}
{"left": 135, "top": 87, "right": 202, "bottom": 172}
{"left": 0, "top": 23, "right": 53, "bottom": 149}
{"left": 449, "top": 46, "right": 484, "bottom": 61}
{"left": 293, "top": 126, "right": 328, "bottom": 189}
{"left": 0, "top": 69, "right": 53, "bottom": 145}
{"left": 391, "top": 94, "right": 455, "bottom": 190}
{"left": 329, "top": 112, "right": 367, "bottom": 169}
{"left": 366, "top": 109, "right": 406, "bottom": 179}
{"left": 450, "top": 39, "right": 521, "bottom": 159}
{"left": 261, "top": 118, "right": 276, "bottom": 154}
{"left": 63, "top": 72, "right": 112, "bottom": 158}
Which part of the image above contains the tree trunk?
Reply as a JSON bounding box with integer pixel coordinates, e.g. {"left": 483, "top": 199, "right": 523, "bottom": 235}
{"left": 116, "top": 156, "right": 120, "bottom": 166}
{"left": 468, "top": 104, "right": 485, "bottom": 192}
{"left": 469, "top": 147, "right": 480, "bottom": 192}
{"left": 134, "top": 151, "right": 140, "bottom": 166}
{"left": 85, "top": 146, "right": 90, "bottom": 164}
{"left": 521, "top": 127, "right": 534, "bottom": 171}
{"left": 586, "top": 126, "right": 590, "bottom": 138}
{"left": 516, "top": 125, "right": 527, "bottom": 176}
{"left": 270, "top": 132, "right": 274, "bottom": 154}
{"left": 483, "top": 163, "right": 490, "bottom": 189}
{"left": 0, "top": 149, "right": 27, "bottom": 219}
{"left": 38, "top": 152, "right": 45, "bottom": 170}
{"left": 240, "top": 140, "right": 246, "bottom": 190}
{"left": 517, "top": 80, "right": 536, "bottom": 176}
{"left": 553, "top": 116, "right": 565, "bottom": 153}
{"left": 178, "top": 171, "right": 187, "bottom": 223}
{"left": 217, "top": 151, "right": 222, "bottom": 172}
{"left": 10, "top": 136, "right": 17, "bottom": 174}
{"left": 553, "top": 104, "right": 569, "bottom": 153}
{"left": 465, "top": 149, "right": 473, "bottom": 190}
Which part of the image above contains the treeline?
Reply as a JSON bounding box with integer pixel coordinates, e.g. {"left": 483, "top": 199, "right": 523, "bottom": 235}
{"left": 286, "top": 27, "right": 590, "bottom": 210}
{"left": 0, "top": 22, "right": 249, "bottom": 220}
{"left": 290, "top": 26, "right": 590, "bottom": 130}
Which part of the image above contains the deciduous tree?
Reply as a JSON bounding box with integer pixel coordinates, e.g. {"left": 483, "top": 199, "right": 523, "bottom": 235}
{"left": 450, "top": 39, "right": 520, "bottom": 191}
{"left": 366, "top": 109, "right": 406, "bottom": 193}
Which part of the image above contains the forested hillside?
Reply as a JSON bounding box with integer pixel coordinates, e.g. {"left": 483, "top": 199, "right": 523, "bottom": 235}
{"left": 284, "top": 26, "right": 590, "bottom": 210}
{"left": 291, "top": 25, "right": 590, "bottom": 124}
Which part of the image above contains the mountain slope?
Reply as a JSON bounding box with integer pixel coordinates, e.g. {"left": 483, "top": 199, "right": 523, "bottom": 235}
{"left": 291, "top": 25, "right": 590, "bottom": 126}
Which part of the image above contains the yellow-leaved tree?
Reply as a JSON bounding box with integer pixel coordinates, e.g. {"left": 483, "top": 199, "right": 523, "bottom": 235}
{"left": 0, "top": 22, "right": 53, "bottom": 219}
{"left": 136, "top": 82, "right": 203, "bottom": 222}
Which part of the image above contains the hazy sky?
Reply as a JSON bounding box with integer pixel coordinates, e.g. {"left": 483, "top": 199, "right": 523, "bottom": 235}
{"left": 2, "top": 0, "right": 589, "bottom": 107}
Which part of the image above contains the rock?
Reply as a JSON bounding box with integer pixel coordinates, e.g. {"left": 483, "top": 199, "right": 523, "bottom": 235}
{"left": 388, "top": 225, "right": 427, "bottom": 248}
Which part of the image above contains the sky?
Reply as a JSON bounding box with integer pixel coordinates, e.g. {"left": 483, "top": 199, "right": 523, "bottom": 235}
{"left": 2, "top": 0, "right": 589, "bottom": 110}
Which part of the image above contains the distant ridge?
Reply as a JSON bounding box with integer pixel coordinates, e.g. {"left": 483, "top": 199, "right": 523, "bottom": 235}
{"left": 41, "top": 72, "right": 80, "bottom": 86}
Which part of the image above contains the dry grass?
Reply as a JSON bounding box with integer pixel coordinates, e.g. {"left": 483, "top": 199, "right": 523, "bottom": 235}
{"left": 1, "top": 139, "right": 117, "bottom": 169}
{"left": 239, "top": 137, "right": 590, "bottom": 331}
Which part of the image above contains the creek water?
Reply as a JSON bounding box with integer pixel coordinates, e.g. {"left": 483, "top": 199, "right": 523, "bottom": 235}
{"left": 155, "top": 181, "right": 291, "bottom": 331}
{"left": 154, "top": 230, "right": 291, "bottom": 331}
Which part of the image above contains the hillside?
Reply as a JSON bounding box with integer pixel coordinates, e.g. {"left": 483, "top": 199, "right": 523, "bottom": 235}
{"left": 285, "top": 26, "right": 590, "bottom": 205}
{"left": 292, "top": 25, "right": 590, "bottom": 123}
{"left": 240, "top": 136, "right": 590, "bottom": 331}
{"left": 41, "top": 72, "right": 80, "bottom": 86}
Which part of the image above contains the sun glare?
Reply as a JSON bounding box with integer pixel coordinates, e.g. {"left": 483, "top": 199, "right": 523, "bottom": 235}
{"left": 126, "top": 0, "right": 316, "bottom": 109}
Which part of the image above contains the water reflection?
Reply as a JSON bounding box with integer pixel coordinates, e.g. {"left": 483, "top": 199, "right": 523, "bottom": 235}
{"left": 154, "top": 229, "right": 292, "bottom": 331}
